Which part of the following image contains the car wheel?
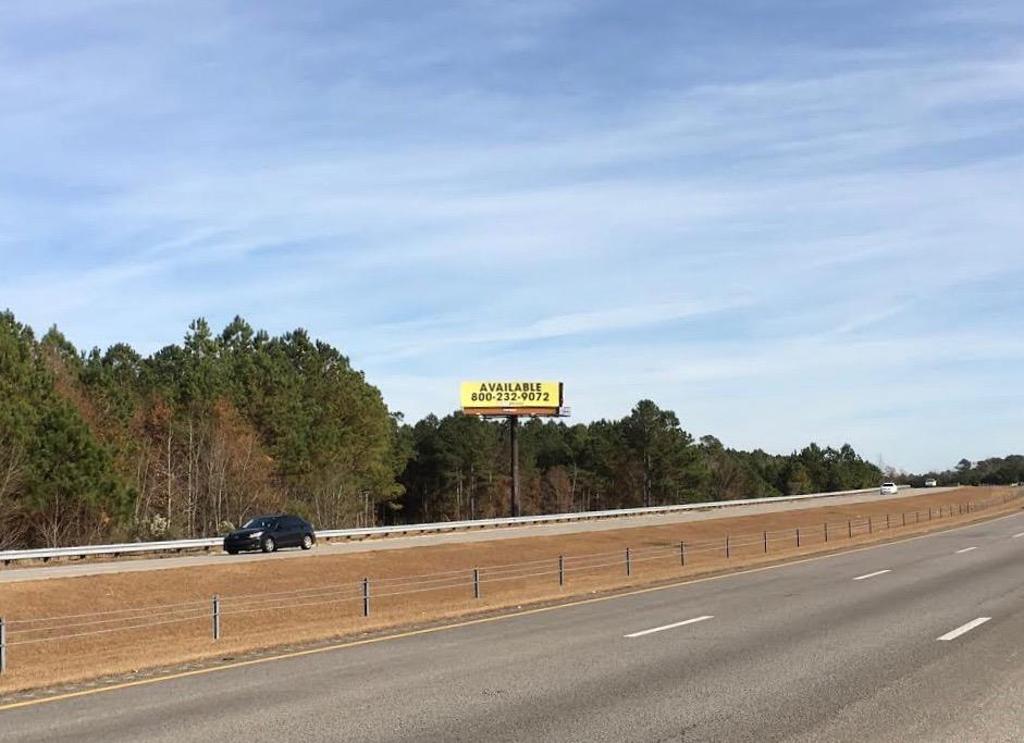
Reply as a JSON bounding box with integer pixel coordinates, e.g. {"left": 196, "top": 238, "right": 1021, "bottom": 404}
{"left": 226, "top": 548, "right": 238, "bottom": 555}
{"left": 261, "top": 536, "right": 276, "bottom": 553}
{"left": 301, "top": 534, "right": 313, "bottom": 550}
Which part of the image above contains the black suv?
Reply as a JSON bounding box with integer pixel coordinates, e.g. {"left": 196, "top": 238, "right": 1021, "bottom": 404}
{"left": 223, "top": 515, "right": 316, "bottom": 554}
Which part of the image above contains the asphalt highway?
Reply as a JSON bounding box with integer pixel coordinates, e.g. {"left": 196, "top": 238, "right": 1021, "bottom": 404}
{"left": 2, "top": 508, "right": 1022, "bottom": 742}
{"left": 0, "top": 487, "right": 951, "bottom": 583}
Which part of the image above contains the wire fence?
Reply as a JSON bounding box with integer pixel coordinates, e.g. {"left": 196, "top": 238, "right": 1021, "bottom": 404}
{"left": 1, "top": 490, "right": 1020, "bottom": 675}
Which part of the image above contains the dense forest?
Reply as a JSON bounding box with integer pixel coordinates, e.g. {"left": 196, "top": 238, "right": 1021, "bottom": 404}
{"left": 0, "top": 312, "right": 1012, "bottom": 549}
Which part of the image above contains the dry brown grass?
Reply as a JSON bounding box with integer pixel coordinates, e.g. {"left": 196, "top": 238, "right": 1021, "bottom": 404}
{"left": 0, "top": 486, "right": 1019, "bottom": 694}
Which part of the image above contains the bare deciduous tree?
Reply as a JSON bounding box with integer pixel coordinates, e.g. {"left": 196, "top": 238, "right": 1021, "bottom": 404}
{"left": 0, "top": 434, "right": 27, "bottom": 549}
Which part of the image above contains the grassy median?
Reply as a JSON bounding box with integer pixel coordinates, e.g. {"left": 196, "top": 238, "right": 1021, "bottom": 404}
{"left": 0, "top": 486, "right": 1019, "bottom": 695}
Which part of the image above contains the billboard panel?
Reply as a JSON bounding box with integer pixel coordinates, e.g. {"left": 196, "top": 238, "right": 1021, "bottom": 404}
{"left": 460, "top": 381, "right": 563, "bottom": 415}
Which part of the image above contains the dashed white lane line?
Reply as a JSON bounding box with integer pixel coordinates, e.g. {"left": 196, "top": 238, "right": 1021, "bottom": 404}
{"left": 625, "top": 615, "right": 714, "bottom": 638}
{"left": 955, "top": 547, "right": 978, "bottom": 554}
{"left": 852, "top": 569, "right": 892, "bottom": 581}
{"left": 937, "top": 617, "right": 991, "bottom": 641}
{"left": 1013, "top": 532, "right": 1024, "bottom": 539}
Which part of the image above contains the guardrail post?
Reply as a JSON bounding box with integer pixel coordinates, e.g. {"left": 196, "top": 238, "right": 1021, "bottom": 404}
{"left": 473, "top": 568, "right": 480, "bottom": 599}
{"left": 212, "top": 595, "right": 220, "bottom": 640}
{"left": 625, "top": 548, "right": 631, "bottom": 576}
{"left": 558, "top": 556, "right": 564, "bottom": 587}
{"left": 362, "top": 578, "right": 370, "bottom": 617}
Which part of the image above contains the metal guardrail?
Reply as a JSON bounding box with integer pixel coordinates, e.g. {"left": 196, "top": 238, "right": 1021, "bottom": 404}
{"left": 315, "top": 486, "right": 892, "bottom": 539}
{"left": 0, "top": 538, "right": 222, "bottom": 563}
{"left": 0, "top": 485, "right": 902, "bottom": 565}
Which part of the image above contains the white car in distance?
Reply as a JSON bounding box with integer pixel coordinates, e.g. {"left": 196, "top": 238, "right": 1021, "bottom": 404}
{"left": 880, "top": 482, "right": 899, "bottom": 495}
{"left": 924, "top": 478, "right": 938, "bottom": 488}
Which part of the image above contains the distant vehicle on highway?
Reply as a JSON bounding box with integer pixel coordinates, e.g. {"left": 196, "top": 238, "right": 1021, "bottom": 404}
{"left": 223, "top": 515, "right": 316, "bottom": 554}
{"left": 924, "top": 478, "right": 938, "bottom": 488}
{"left": 880, "top": 482, "right": 899, "bottom": 495}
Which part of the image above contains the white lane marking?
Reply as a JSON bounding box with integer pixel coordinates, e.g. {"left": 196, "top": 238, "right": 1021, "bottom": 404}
{"left": 937, "top": 617, "right": 991, "bottom": 641}
{"left": 955, "top": 547, "right": 978, "bottom": 554}
{"left": 1013, "top": 532, "right": 1024, "bottom": 539}
{"left": 852, "top": 569, "right": 891, "bottom": 581}
{"left": 625, "top": 615, "right": 714, "bottom": 638}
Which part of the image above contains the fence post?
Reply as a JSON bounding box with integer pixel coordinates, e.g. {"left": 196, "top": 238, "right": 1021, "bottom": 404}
{"left": 824, "top": 522, "right": 828, "bottom": 543}
{"left": 848, "top": 520, "right": 852, "bottom": 538}
{"left": 212, "top": 595, "right": 221, "bottom": 641}
{"left": 474, "top": 568, "right": 481, "bottom": 598}
{"left": 796, "top": 528, "right": 801, "bottom": 548}
{"left": 886, "top": 514, "right": 890, "bottom": 529}
{"left": 362, "top": 577, "right": 370, "bottom": 617}
{"left": 679, "top": 541, "right": 686, "bottom": 566}
{"left": 902, "top": 512, "right": 907, "bottom": 526}
{"left": 869, "top": 517, "right": 872, "bottom": 534}
{"left": 626, "top": 548, "right": 632, "bottom": 576}
{"left": 0, "top": 616, "right": 6, "bottom": 675}
{"left": 726, "top": 535, "right": 730, "bottom": 558}
{"left": 558, "top": 556, "right": 565, "bottom": 587}
{"left": 763, "top": 531, "right": 767, "bottom": 553}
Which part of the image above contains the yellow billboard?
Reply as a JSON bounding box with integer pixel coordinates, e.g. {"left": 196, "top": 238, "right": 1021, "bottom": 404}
{"left": 460, "top": 381, "right": 563, "bottom": 412}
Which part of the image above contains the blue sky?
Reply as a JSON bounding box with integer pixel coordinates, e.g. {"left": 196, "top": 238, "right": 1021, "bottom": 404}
{"left": 1, "top": 0, "right": 1022, "bottom": 472}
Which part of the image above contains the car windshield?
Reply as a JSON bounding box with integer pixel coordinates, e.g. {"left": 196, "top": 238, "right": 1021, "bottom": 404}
{"left": 242, "top": 517, "right": 277, "bottom": 529}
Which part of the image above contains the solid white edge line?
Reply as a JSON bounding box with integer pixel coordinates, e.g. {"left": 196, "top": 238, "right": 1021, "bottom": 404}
{"left": 937, "top": 617, "right": 991, "bottom": 641}
{"left": 1013, "top": 532, "right": 1024, "bottom": 539}
{"left": 955, "top": 546, "right": 978, "bottom": 554}
{"left": 625, "top": 615, "right": 714, "bottom": 638}
{"left": 852, "top": 569, "right": 892, "bottom": 581}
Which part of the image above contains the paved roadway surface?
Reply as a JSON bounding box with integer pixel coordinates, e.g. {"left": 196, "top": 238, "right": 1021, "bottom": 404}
{"left": 0, "top": 487, "right": 952, "bottom": 583}
{"left": 2, "top": 504, "right": 1022, "bottom": 742}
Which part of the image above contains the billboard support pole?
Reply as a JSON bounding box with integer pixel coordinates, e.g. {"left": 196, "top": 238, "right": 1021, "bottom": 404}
{"left": 510, "top": 415, "right": 520, "bottom": 518}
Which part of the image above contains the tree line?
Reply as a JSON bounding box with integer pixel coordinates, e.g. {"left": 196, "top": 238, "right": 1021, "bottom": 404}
{"left": 903, "top": 456, "right": 1024, "bottom": 488}
{"left": 1, "top": 311, "right": 1004, "bottom": 550}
